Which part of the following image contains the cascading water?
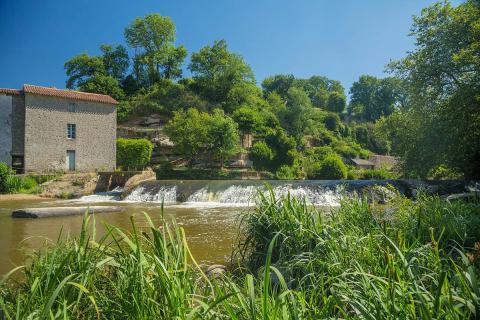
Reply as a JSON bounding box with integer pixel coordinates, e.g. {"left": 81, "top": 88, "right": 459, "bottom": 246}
{"left": 124, "top": 185, "right": 177, "bottom": 203}
{"left": 78, "top": 180, "right": 402, "bottom": 207}
{"left": 75, "top": 187, "right": 123, "bottom": 202}
{"left": 184, "top": 184, "right": 342, "bottom": 206}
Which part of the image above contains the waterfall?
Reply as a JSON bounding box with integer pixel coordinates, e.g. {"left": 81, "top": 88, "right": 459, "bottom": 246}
{"left": 124, "top": 185, "right": 177, "bottom": 203}
{"left": 75, "top": 187, "right": 123, "bottom": 202}
{"left": 78, "top": 179, "right": 412, "bottom": 206}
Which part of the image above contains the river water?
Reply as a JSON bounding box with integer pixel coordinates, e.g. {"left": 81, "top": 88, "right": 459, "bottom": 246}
{"left": 0, "top": 179, "right": 400, "bottom": 275}
{"left": 0, "top": 198, "right": 246, "bottom": 275}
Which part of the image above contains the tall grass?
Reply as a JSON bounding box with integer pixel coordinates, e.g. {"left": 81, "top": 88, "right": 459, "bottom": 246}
{"left": 1, "top": 192, "right": 479, "bottom": 319}
{"left": 0, "top": 209, "right": 302, "bottom": 319}
{"left": 236, "top": 190, "right": 480, "bottom": 318}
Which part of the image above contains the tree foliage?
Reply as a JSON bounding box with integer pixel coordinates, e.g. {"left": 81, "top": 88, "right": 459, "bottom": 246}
{"left": 249, "top": 141, "right": 274, "bottom": 171}
{"left": 164, "top": 108, "right": 210, "bottom": 165}
{"left": 165, "top": 108, "right": 240, "bottom": 167}
{"left": 311, "top": 153, "right": 347, "bottom": 179}
{"left": 189, "top": 40, "right": 255, "bottom": 105}
{"left": 388, "top": 0, "right": 480, "bottom": 178}
{"left": 125, "top": 14, "right": 187, "bottom": 84}
{"left": 326, "top": 92, "right": 346, "bottom": 113}
{"left": 207, "top": 110, "right": 240, "bottom": 167}
{"left": 349, "top": 75, "right": 406, "bottom": 121}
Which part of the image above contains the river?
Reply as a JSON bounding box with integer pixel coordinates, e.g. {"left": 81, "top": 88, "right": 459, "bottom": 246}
{"left": 0, "top": 198, "right": 246, "bottom": 275}
{"left": 1, "top": 179, "right": 449, "bottom": 275}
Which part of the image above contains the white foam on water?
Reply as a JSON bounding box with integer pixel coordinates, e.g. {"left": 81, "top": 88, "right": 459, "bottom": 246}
{"left": 123, "top": 185, "right": 177, "bottom": 204}
{"left": 183, "top": 184, "right": 342, "bottom": 207}
{"left": 75, "top": 187, "right": 123, "bottom": 203}
{"left": 272, "top": 185, "right": 342, "bottom": 207}
{"left": 81, "top": 182, "right": 343, "bottom": 207}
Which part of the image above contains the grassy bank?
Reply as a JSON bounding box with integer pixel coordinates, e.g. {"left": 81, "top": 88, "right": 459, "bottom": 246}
{"left": 1, "top": 192, "right": 479, "bottom": 319}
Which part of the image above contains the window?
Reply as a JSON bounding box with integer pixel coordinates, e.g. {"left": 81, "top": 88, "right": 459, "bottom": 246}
{"left": 68, "top": 103, "right": 76, "bottom": 112}
{"left": 67, "top": 124, "right": 76, "bottom": 139}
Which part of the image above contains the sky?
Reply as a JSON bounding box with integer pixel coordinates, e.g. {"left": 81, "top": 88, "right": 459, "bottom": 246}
{"left": 0, "top": 0, "right": 462, "bottom": 94}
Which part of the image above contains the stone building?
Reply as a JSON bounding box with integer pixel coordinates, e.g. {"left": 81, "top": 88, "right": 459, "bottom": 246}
{"left": 0, "top": 84, "right": 117, "bottom": 173}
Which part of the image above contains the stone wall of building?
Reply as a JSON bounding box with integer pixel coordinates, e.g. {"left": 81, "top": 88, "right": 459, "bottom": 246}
{"left": 11, "top": 94, "right": 25, "bottom": 156}
{"left": 0, "top": 94, "right": 12, "bottom": 165}
{"left": 24, "top": 94, "right": 116, "bottom": 172}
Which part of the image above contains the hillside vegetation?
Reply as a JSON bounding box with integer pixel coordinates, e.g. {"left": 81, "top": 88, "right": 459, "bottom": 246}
{"left": 63, "top": 0, "right": 480, "bottom": 180}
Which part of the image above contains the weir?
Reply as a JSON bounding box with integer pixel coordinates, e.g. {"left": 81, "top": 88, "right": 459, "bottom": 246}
{"left": 77, "top": 179, "right": 409, "bottom": 206}
{"left": 79, "top": 179, "right": 476, "bottom": 206}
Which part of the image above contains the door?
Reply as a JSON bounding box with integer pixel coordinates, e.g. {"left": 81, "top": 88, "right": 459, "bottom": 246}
{"left": 66, "top": 150, "right": 76, "bottom": 171}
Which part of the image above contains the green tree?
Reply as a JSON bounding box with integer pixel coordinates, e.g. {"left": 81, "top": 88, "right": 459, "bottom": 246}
{"left": 232, "top": 107, "right": 263, "bottom": 134}
{"left": 388, "top": 0, "right": 480, "bottom": 178}
{"left": 79, "top": 74, "right": 125, "bottom": 100}
{"left": 264, "top": 129, "right": 298, "bottom": 171}
{"left": 100, "top": 44, "right": 129, "bottom": 81}
{"left": 326, "top": 91, "right": 346, "bottom": 113}
{"left": 207, "top": 110, "right": 240, "bottom": 167}
{"left": 164, "top": 108, "right": 210, "bottom": 166}
{"left": 323, "top": 112, "right": 340, "bottom": 132}
{"left": 249, "top": 141, "right": 275, "bottom": 171}
{"left": 125, "top": 14, "right": 186, "bottom": 84}
{"left": 189, "top": 40, "right": 255, "bottom": 105}
{"left": 65, "top": 44, "right": 129, "bottom": 98}
{"left": 262, "top": 75, "right": 345, "bottom": 107}
{"left": 261, "top": 74, "right": 296, "bottom": 98}
{"left": 349, "top": 75, "right": 405, "bottom": 121}
{"left": 280, "top": 87, "right": 312, "bottom": 141}
{"left": 65, "top": 54, "right": 105, "bottom": 89}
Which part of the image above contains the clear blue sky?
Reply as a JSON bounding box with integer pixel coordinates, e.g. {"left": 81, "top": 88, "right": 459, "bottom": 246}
{"left": 0, "top": 0, "right": 461, "bottom": 93}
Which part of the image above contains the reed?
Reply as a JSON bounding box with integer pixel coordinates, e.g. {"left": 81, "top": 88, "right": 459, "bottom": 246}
{"left": 236, "top": 190, "right": 480, "bottom": 318}
{"left": 0, "top": 192, "right": 479, "bottom": 319}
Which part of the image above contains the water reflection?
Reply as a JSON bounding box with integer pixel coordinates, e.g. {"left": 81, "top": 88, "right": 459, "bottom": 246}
{"left": 0, "top": 199, "right": 242, "bottom": 275}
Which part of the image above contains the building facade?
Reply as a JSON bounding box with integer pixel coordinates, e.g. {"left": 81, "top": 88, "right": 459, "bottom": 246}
{"left": 0, "top": 84, "right": 117, "bottom": 173}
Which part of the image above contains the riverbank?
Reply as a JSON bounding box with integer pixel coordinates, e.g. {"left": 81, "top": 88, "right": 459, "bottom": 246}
{"left": 0, "top": 194, "right": 44, "bottom": 201}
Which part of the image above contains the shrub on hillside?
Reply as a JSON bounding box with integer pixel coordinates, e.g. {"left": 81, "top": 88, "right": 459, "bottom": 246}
{"left": 323, "top": 112, "right": 340, "bottom": 132}
{"left": 249, "top": 141, "right": 274, "bottom": 171}
{"left": 359, "top": 168, "right": 394, "bottom": 180}
{"left": 275, "top": 165, "right": 297, "bottom": 180}
{"left": 311, "top": 153, "right": 347, "bottom": 179}
{"left": 117, "top": 138, "right": 153, "bottom": 170}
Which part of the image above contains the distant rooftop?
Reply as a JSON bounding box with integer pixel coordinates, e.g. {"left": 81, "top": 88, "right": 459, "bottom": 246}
{"left": 351, "top": 158, "right": 375, "bottom": 166}
{"left": 0, "top": 84, "right": 118, "bottom": 105}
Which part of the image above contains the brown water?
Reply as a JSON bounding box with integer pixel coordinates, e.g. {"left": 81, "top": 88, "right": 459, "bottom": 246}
{"left": 0, "top": 199, "right": 244, "bottom": 275}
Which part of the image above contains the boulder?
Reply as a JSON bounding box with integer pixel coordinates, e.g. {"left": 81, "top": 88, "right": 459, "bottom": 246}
{"left": 205, "top": 264, "right": 226, "bottom": 279}
{"left": 12, "top": 206, "right": 123, "bottom": 218}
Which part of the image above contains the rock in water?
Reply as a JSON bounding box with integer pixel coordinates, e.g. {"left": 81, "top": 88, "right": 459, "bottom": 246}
{"left": 205, "top": 264, "right": 226, "bottom": 279}
{"left": 12, "top": 206, "right": 122, "bottom": 218}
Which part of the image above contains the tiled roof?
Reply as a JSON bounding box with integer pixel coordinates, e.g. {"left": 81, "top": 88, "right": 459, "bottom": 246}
{"left": 351, "top": 158, "right": 375, "bottom": 166}
{"left": 23, "top": 84, "right": 118, "bottom": 104}
{"left": 0, "top": 88, "right": 21, "bottom": 95}
{"left": 0, "top": 85, "right": 118, "bottom": 104}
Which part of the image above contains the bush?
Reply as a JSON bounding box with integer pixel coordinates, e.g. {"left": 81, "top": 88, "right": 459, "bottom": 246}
{"left": 359, "top": 168, "right": 394, "bottom": 180}
{"left": 323, "top": 112, "right": 340, "bottom": 132}
{"left": 249, "top": 141, "right": 274, "bottom": 171}
{"left": 116, "top": 138, "right": 153, "bottom": 170}
{"left": 0, "top": 164, "right": 39, "bottom": 194}
{"left": 0, "top": 162, "right": 15, "bottom": 193}
{"left": 347, "top": 169, "right": 358, "bottom": 180}
{"left": 427, "top": 165, "right": 462, "bottom": 180}
{"left": 275, "top": 165, "right": 296, "bottom": 179}
{"left": 312, "top": 153, "right": 347, "bottom": 179}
